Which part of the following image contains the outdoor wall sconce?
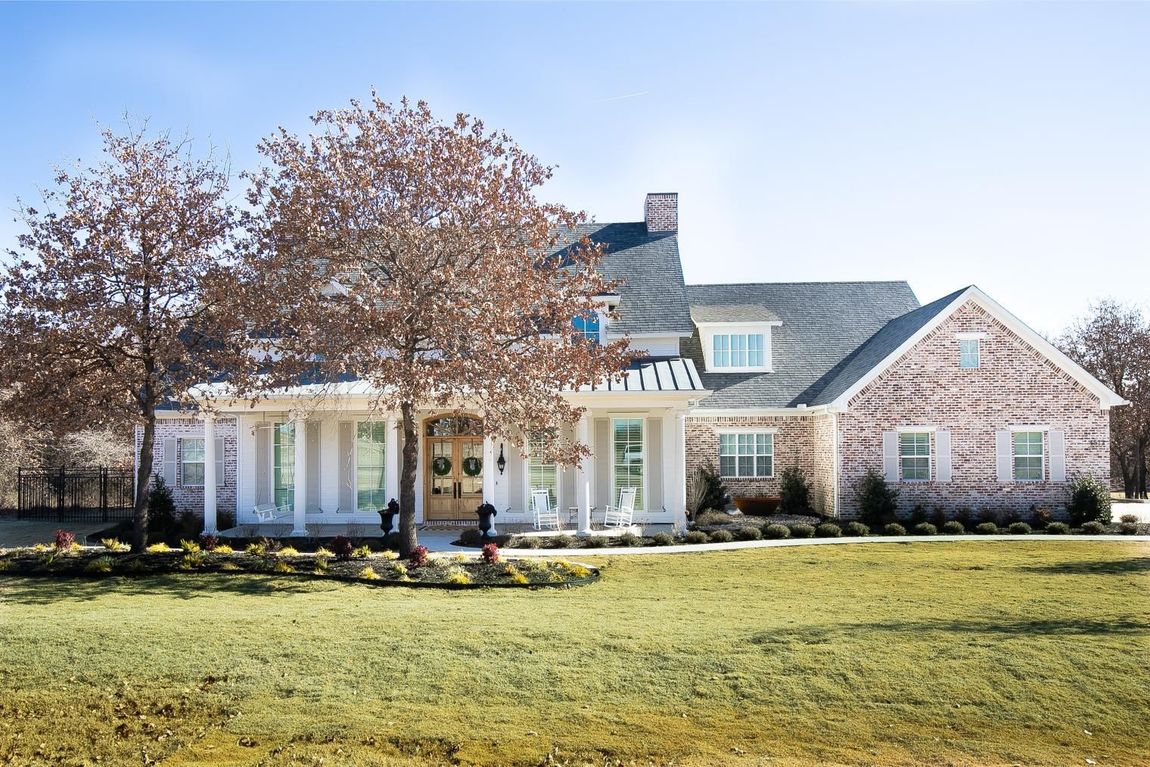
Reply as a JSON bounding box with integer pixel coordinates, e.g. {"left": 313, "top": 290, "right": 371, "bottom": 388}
{"left": 497, "top": 444, "right": 507, "bottom": 475}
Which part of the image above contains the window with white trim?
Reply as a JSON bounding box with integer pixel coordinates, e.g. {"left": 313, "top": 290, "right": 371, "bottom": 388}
{"left": 611, "top": 417, "right": 645, "bottom": 510}
{"left": 898, "top": 432, "right": 931, "bottom": 481}
{"left": 572, "top": 312, "right": 601, "bottom": 344}
{"left": 718, "top": 433, "right": 774, "bottom": 478}
{"left": 1013, "top": 431, "right": 1044, "bottom": 481}
{"left": 356, "top": 422, "right": 387, "bottom": 511}
{"left": 959, "top": 338, "right": 980, "bottom": 369}
{"left": 527, "top": 430, "right": 559, "bottom": 508}
{"left": 712, "top": 333, "right": 765, "bottom": 369}
{"left": 273, "top": 422, "right": 295, "bottom": 510}
{"left": 181, "top": 438, "right": 205, "bottom": 487}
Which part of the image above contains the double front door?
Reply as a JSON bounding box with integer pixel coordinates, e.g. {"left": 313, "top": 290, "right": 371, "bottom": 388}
{"left": 426, "top": 437, "right": 484, "bottom": 520}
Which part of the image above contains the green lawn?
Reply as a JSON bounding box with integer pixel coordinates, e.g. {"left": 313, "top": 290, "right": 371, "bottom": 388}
{"left": 1, "top": 541, "right": 1148, "bottom": 767}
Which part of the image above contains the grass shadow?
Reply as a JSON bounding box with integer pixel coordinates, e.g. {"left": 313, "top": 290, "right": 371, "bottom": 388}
{"left": 0, "top": 573, "right": 335, "bottom": 605}
{"left": 1018, "top": 557, "right": 1150, "bottom": 576}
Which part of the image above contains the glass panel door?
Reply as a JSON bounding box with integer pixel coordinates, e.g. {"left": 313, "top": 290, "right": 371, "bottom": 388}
{"left": 458, "top": 439, "right": 484, "bottom": 512}
{"left": 427, "top": 437, "right": 456, "bottom": 519}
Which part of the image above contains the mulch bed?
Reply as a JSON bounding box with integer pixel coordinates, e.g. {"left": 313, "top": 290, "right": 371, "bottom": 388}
{"left": 0, "top": 547, "right": 599, "bottom": 589}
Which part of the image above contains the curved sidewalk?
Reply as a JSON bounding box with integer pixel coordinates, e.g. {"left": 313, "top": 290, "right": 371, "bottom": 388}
{"left": 430, "top": 531, "right": 1150, "bottom": 556}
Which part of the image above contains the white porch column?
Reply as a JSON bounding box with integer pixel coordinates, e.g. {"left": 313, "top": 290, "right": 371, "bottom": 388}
{"left": 674, "top": 411, "right": 689, "bottom": 533}
{"left": 291, "top": 419, "right": 308, "bottom": 536}
{"left": 202, "top": 415, "right": 218, "bottom": 534}
{"left": 661, "top": 409, "right": 677, "bottom": 524}
{"left": 482, "top": 435, "right": 496, "bottom": 505}
{"left": 575, "top": 413, "right": 593, "bottom": 535}
{"left": 385, "top": 416, "right": 399, "bottom": 504}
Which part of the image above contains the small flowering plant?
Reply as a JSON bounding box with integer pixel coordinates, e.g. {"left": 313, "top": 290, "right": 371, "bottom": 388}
{"left": 330, "top": 536, "right": 355, "bottom": 561}
{"left": 408, "top": 545, "right": 429, "bottom": 568}
{"left": 53, "top": 529, "right": 76, "bottom": 552}
{"left": 481, "top": 543, "right": 500, "bottom": 564}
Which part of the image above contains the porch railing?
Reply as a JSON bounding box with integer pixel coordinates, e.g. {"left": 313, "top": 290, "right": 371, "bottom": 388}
{"left": 16, "top": 467, "right": 135, "bottom": 523}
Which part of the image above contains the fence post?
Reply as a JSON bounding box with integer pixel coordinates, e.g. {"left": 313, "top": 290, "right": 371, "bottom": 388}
{"left": 16, "top": 467, "right": 22, "bottom": 520}
{"left": 58, "top": 465, "right": 66, "bottom": 521}
{"left": 101, "top": 466, "right": 108, "bottom": 523}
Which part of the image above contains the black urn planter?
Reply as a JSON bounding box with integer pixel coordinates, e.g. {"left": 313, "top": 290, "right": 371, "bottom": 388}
{"left": 378, "top": 498, "right": 400, "bottom": 535}
{"left": 476, "top": 502, "right": 498, "bottom": 538}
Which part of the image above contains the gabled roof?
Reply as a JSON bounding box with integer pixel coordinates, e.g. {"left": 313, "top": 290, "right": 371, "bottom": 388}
{"left": 686, "top": 281, "right": 921, "bottom": 409}
{"left": 813, "top": 285, "right": 1128, "bottom": 409}
{"left": 552, "top": 223, "right": 695, "bottom": 337}
{"left": 806, "top": 287, "right": 970, "bottom": 406}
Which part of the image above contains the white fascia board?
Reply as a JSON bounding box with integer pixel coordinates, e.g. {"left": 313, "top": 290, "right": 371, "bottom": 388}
{"left": 828, "top": 286, "right": 1129, "bottom": 411}
{"left": 687, "top": 405, "right": 833, "bottom": 418}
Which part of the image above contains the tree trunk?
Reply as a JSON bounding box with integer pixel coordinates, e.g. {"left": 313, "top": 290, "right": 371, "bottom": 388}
{"left": 1137, "top": 437, "right": 1148, "bottom": 500}
{"left": 398, "top": 400, "right": 419, "bottom": 557}
{"left": 132, "top": 411, "right": 155, "bottom": 553}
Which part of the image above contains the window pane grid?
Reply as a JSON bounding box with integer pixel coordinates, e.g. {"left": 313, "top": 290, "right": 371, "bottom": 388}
{"left": 528, "top": 430, "right": 559, "bottom": 507}
{"left": 181, "top": 438, "right": 205, "bottom": 487}
{"left": 273, "top": 423, "right": 295, "bottom": 510}
{"left": 356, "top": 422, "right": 387, "bottom": 510}
{"left": 1013, "top": 431, "right": 1044, "bottom": 481}
{"left": 612, "top": 418, "right": 644, "bottom": 510}
{"left": 959, "top": 339, "right": 980, "bottom": 369}
{"left": 899, "top": 432, "right": 931, "bottom": 481}
{"left": 712, "top": 333, "right": 766, "bottom": 369}
{"left": 719, "top": 432, "right": 774, "bottom": 477}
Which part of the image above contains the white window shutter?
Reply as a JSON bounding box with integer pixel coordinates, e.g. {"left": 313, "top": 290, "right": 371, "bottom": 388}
{"left": 882, "top": 431, "right": 898, "bottom": 482}
{"left": 215, "top": 437, "right": 225, "bottom": 488}
{"left": 338, "top": 422, "right": 355, "bottom": 512}
{"left": 254, "top": 425, "right": 270, "bottom": 505}
{"left": 162, "top": 438, "right": 177, "bottom": 486}
{"left": 935, "top": 430, "right": 952, "bottom": 482}
{"left": 996, "top": 431, "right": 1012, "bottom": 482}
{"left": 1049, "top": 430, "right": 1066, "bottom": 482}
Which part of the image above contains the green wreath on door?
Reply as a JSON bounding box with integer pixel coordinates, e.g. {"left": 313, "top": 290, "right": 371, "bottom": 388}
{"left": 462, "top": 456, "right": 483, "bottom": 477}
{"left": 432, "top": 456, "right": 452, "bottom": 476}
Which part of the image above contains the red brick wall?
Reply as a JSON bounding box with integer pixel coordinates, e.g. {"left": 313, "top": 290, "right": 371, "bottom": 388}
{"left": 644, "top": 193, "right": 678, "bottom": 233}
{"left": 134, "top": 417, "right": 238, "bottom": 518}
{"left": 837, "top": 300, "right": 1111, "bottom": 518}
{"left": 685, "top": 414, "right": 828, "bottom": 512}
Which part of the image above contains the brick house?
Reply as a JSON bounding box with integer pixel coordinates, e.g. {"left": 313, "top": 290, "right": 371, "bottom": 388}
{"left": 139, "top": 192, "right": 1124, "bottom": 530}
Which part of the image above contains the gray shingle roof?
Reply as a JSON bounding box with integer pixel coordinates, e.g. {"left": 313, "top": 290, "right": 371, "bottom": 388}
{"left": 806, "top": 286, "right": 970, "bottom": 406}
{"left": 690, "top": 304, "right": 781, "bottom": 323}
{"left": 552, "top": 223, "right": 695, "bottom": 336}
{"left": 685, "top": 281, "right": 923, "bottom": 409}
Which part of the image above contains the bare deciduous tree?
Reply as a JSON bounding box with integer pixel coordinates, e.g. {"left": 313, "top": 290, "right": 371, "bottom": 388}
{"left": 0, "top": 125, "right": 251, "bottom": 550}
{"left": 246, "top": 96, "right": 633, "bottom": 555}
{"left": 1059, "top": 300, "right": 1150, "bottom": 498}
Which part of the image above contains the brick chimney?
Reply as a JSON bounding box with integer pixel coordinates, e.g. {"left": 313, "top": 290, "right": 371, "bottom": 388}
{"left": 644, "top": 192, "right": 678, "bottom": 233}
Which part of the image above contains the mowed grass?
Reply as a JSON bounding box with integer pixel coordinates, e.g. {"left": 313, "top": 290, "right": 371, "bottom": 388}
{"left": 1, "top": 542, "right": 1148, "bottom": 767}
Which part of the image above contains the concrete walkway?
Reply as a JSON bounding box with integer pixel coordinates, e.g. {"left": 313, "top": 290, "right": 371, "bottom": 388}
{"left": 425, "top": 531, "right": 1150, "bottom": 556}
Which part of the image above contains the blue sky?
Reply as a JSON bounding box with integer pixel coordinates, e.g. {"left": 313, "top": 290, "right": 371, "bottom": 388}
{"left": 1, "top": 1, "right": 1147, "bottom": 336}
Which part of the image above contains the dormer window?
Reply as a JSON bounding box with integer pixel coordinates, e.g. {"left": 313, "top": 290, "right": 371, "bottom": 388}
{"left": 573, "top": 311, "right": 602, "bottom": 344}
{"left": 695, "top": 321, "right": 780, "bottom": 373}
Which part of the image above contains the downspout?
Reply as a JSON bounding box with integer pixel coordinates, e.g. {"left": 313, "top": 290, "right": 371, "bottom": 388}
{"left": 832, "top": 410, "right": 841, "bottom": 518}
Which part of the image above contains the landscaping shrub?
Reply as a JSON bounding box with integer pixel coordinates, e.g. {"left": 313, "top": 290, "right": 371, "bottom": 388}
{"left": 845, "top": 521, "right": 870, "bottom": 537}
{"left": 687, "top": 463, "right": 728, "bottom": 519}
{"left": 954, "top": 507, "right": 973, "bottom": 526}
{"left": 913, "top": 522, "right": 937, "bottom": 536}
{"left": 852, "top": 469, "right": 899, "bottom": 526}
{"left": 618, "top": 531, "right": 641, "bottom": 547}
{"left": 709, "top": 529, "right": 734, "bottom": 543}
{"left": 1067, "top": 475, "right": 1112, "bottom": 526}
{"left": 908, "top": 504, "right": 927, "bottom": 527}
{"left": 778, "top": 465, "right": 812, "bottom": 515}
{"left": 976, "top": 508, "right": 999, "bottom": 526}
{"left": 147, "top": 477, "right": 177, "bottom": 538}
{"left": 1119, "top": 513, "right": 1138, "bottom": 525}
{"left": 458, "top": 528, "right": 484, "bottom": 546}
{"left": 1119, "top": 522, "right": 1139, "bottom": 535}
{"left": 1008, "top": 522, "right": 1032, "bottom": 535}
{"left": 85, "top": 556, "right": 114, "bottom": 574}
{"left": 481, "top": 543, "right": 500, "bottom": 563}
{"left": 330, "top": 536, "right": 354, "bottom": 561}
{"left": 651, "top": 531, "right": 675, "bottom": 546}
{"left": 199, "top": 534, "right": 220, "bottom": 551}
{"left": 789, "top": 523, "right": 815, "bottom": 539}
{"left": 100, "top": 538, "right": 128, "bottom": 552}
{"left": 815, "top": 522, "right": 841, "bottom": 538}
{"left": 179, "top": 539, "right": 201, "bottom": 553}
{"left": 408, "top": 545, "right": 429, "bottom": 567}
{"left": 929, "top": 506, "right": 948, "bottom": 528}
{"left": 1030, "top": 505, "right": 1053, "bottom": 529}
{"left": 941, "top": 520, "right": 965, "bottom": 535}
{"left": 735, "top": 526, "right": 762, "bottom": 541}
{"left": 684, "top": 530, "right": 709, "bottom": 544}
{"left": 1045, "top": 522, "right": 1070, "bottom": 535}
{"left": 350, "top": 544, "right": 371, "bottom": 559}
{"left": 1079, "top": 520, "right": 1106, "bottom": 535}
{"left": 975, "top": 522, "right": 998, "bottom": 535}
{"left": 694, "top": 510, "right": 733, "bottom": 527}
{"left": 518, "top": 536, "right": 542, "bottom": 549}
{"left": 551, "top": 535, "right": 575, "bottom": 548}
{"left": 884, "top": 523, "right": 906, "bottom": 536}
{"left": 53, "top": 529, "right": 75, "bottom": 552}
{"left": 764, "top": 523, "right": 791, "bottom": 539}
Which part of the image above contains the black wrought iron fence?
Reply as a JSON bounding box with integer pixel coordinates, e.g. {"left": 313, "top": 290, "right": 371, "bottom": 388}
{"left": 17, "top": 467, "right": 136, "bottom": 522}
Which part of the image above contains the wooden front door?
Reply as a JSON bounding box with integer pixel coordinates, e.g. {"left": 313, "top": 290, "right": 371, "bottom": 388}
{"left": 424, "top": 415, "right": 485, "bottom": 520}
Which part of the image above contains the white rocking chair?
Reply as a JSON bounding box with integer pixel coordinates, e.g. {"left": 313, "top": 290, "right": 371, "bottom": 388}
{"left": 603, "top": 487, "right": 637, "bottom": 529}
{"left": 253, "top": 502, "right": 292, "bottom": 523}
{"left": 531, "top": 489, "right": 562, "bottom": 531}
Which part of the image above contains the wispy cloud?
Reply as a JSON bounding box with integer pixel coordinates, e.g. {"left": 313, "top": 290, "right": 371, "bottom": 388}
{"left": 596, "top": 91, "right": 649, "bottom": 104}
